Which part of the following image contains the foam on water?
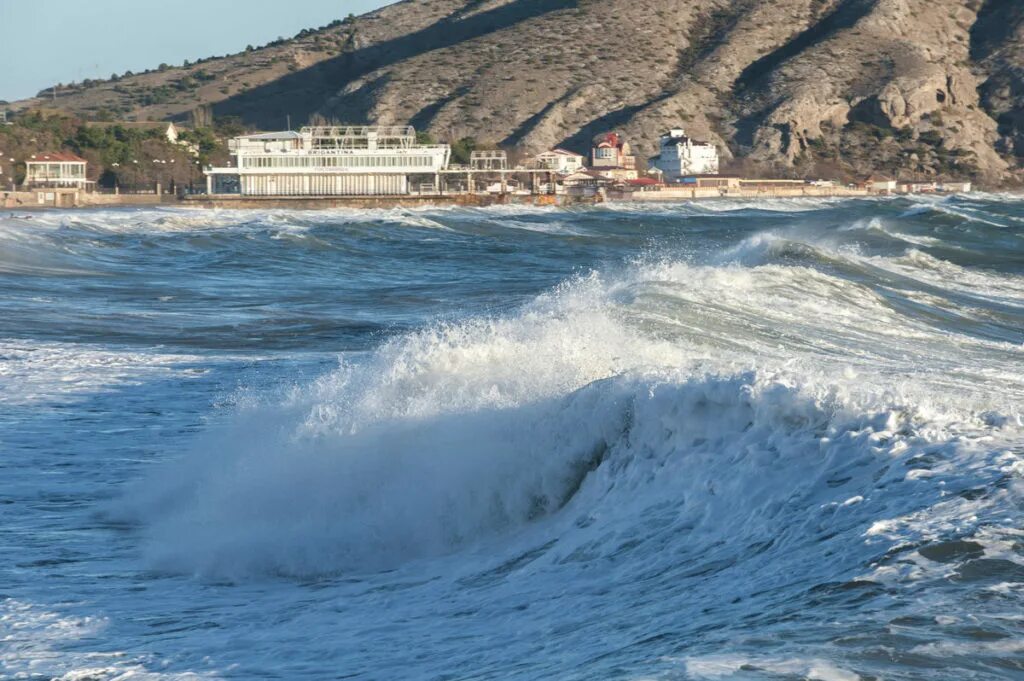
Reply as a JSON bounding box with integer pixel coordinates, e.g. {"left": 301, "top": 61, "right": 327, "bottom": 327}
{"left": 121, "top": 251, "right": 1022, "bottom": 585}
{"left": 0, "top": 339, "right": 205, "bottom": 407}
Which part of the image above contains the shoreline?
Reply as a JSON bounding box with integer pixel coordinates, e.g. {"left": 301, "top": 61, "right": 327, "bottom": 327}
{"left": 3, "top": 188, "right": 1016, "bottom": 213}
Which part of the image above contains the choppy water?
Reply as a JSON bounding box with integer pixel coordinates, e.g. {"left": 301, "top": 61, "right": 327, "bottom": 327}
{"left": 1, "top": 196, "right": 1023, "bottom": 680}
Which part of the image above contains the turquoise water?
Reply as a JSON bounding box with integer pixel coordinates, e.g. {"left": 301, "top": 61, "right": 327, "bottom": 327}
{"left": 1, "top": 196, "right": 1022, "bottom": 679}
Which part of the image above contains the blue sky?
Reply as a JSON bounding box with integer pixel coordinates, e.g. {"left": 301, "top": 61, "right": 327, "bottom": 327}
{"left": 0, "top": 1, "right": 391, "bottom": 102}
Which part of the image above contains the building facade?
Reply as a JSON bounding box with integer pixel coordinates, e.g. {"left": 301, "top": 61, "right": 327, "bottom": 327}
{"left": 24, "top": 152, "right": 89, "bottom": 189}
{"left": 205, "top": 126, "right": 451, "bottom": 196}
{"left": 532, "top": 149, "right": 585, "bottom": 174}
{"left": 654, "top": 129, "right": 719, "bottom": 182}
{"left": 591, "top": 132, "right": 638, "bottom": 180}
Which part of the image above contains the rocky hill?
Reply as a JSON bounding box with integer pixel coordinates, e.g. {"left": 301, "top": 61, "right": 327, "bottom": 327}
{"left": 11, "top": 0, "right": 1024, "bottom": 185}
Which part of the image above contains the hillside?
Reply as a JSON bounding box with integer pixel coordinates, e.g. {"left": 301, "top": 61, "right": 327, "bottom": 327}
{"left": 11, "top": 0, "right": 1024, "bottom": 185}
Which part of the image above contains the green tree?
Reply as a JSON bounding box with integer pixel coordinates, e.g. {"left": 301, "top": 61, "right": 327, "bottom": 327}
{"left": 450, "top": 137, "right": 477, "bottom": 164}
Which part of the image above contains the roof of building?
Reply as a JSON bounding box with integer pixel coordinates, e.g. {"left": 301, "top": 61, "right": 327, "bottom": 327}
{"left": 244, "top": 131, "right": 303, "bottom": 141}
{"left": 593, "top": 132, "right": 627, "bottom": 149}
{"left": 29, "top": 152, "right": 87, "bottom": 163}
{"left": 564, "top": 170, "right": 613, "bottom": 182}
{"left": 538, "top": 148, "right": 583, "bottom": 157}
{"left": 625, "top": 177, "right": 661, "bottom": 186}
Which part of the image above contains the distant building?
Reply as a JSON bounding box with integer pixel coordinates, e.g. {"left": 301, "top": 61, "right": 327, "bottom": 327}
{"left": 563, "top": 169, "right": 613, "bottom": 196}
{"left": 0, "top": 110, "right": 9, "bottom": 125}
{"left": 897, "top": 181, "right": 936, "bottom": 194}
{"left": 591, "top": 132, "right": 638, "bottom": 181}
{"left": 24, "top": 152, "right": 89, "bottom": 189}
{"left": 681, "top": 175, "right": 741, "bottom": 190}
{"left": 938, "top": 180, "right": 972, "bottom": 193}
{"left": 654, "top": 129, "right": 719, "bottom": 181}
{"left": 204, "top": 126, "right": 451, "bottom": 196}
{"left": 861, "top": 175, "right": 897, "bottom": 193}
{"left": 532, "top": 148, "right": 585, "bottom": 174}
{"left": 622, "top": 177, "right": 662, "bottom": 192}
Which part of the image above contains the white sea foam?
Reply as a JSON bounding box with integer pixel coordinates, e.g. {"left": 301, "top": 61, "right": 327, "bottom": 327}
{"left": 120, "top": 254, "right": 1023, "bottom": 578}
{"left": 0, "top": 339, "right": 205, "bottom": 407}
{"left": 0, "top": 599, "right": 215, "bottom": 680}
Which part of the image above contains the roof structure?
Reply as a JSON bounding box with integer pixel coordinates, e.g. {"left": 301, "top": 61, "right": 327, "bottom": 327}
{"left": 593, "top": 132, "right": 626, "bottom": 149}
{"left": 564, "top": 170, "right": 613, "bottom": 182}
{"left": 539, "top": 148, "right": 583, "bottom": 157}
{"left": 28, "top": 152, "right": 87, "bottom": 163}
{"left": 244, "top": 131, "right": 303, "bottom": 140}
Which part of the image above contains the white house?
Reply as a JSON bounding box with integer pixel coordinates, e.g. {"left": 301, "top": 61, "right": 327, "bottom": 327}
{"left": 863, "top": 175, "right": 897, "bottom": 193}
{"left": 24, "top": 152, "right": 89, "bottom": 189}
{"left": 204, "top": 125, "right": 451, "bottom": 196}
{"left": 653, "top": 129, "right": 719, "bottom": 182}
{"left": 938, "top": 180, "right": 972, "bottom": 193}
{"left": 532, "top": 148, "right": 585, "bottom": 174}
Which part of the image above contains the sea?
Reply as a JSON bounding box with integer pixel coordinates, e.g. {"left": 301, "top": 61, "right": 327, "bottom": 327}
{"left": 1, "top": 195, "right": 1022, "bottom": 680}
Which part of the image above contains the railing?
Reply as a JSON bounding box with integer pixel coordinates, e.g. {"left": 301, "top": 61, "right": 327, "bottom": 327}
{"left": 235, "top": 146, "right": 450, "bottom": 156}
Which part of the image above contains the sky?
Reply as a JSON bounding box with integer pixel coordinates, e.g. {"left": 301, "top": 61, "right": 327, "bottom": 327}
{"left": 0, "top": 0, "right": 391, "bottom": 102}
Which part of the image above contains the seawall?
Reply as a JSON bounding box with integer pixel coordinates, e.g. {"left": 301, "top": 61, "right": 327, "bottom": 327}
{"left": 179, "top": 193, "right": 580, "bottom": 210}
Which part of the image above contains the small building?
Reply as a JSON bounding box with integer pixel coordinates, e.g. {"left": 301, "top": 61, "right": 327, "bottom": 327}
{"left": 681, "top": 175, "right": 741, "bottom": 189}
{"left": 532, "top": 148, "right": 585, "bottom": 174}
{"left": 622, "top": 177, "right": 663, "bottom": 192}
{"left": 654, "top": 129, "right": 719, "bottom": 181}
{"left": 204, "top": 125, "right": 451, "bottom": 196}
{"left": 861, "top": 175, "right": 897, "bottom": 193}
{"left": 591, "top": 132, "right": 638, "bottom": 181}
{"left": 938, "top": 180, "right": 972, "bottom": 193}
{"left": 897, "top": 181, "right": 936, "bottom": 194}
{"left": 740, "top": 178, "right": 808, "bottom": 190}
{"left": 563, "top": 170, "right": 613, "bottom": 196}
{"left": 24, "top": 152, "right": 89, "bottom": 189}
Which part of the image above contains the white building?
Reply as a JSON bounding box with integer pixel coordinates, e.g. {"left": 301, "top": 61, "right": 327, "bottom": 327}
{"left": 205, "top": 126, "right": 451, "bottom": 196}
{"left": 862, "top": 175, "right": 897, "bottom": 193}
{"left": 532, "top": 148, "right": 585, "bottom": 174}
{"left": 938, "top": 180, "right": 972, "bottom": 193}
{"left": 653, "top": 129, "right": 719, "bottom": 182}
{"left": 24, "top": 152, "right": 90, "bottom": 189}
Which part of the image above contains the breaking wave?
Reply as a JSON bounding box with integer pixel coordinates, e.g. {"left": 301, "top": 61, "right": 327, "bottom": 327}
{"left": 120, "top": 242, "right": 1024, "bottom": 582}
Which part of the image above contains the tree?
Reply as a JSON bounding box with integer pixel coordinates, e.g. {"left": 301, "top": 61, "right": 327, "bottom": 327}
{"left": 450, "top": 137, "right": 477, "bottom": 164}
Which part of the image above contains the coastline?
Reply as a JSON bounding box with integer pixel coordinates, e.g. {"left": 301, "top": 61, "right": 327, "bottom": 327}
{"left": 3, "top": 187, "right": 1017, "bottom": 213}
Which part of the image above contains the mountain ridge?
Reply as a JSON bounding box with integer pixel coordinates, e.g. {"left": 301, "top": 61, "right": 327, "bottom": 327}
{"left": 9, "top": 0, "right": 1024, "bottom": 185}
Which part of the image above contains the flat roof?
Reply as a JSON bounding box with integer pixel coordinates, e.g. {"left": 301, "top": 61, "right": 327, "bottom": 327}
{"left": 243, "top": 131, "right": 303, "bottom": 140}
{"left": 29, "top": 152, "right": 87, "bottom": 163}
